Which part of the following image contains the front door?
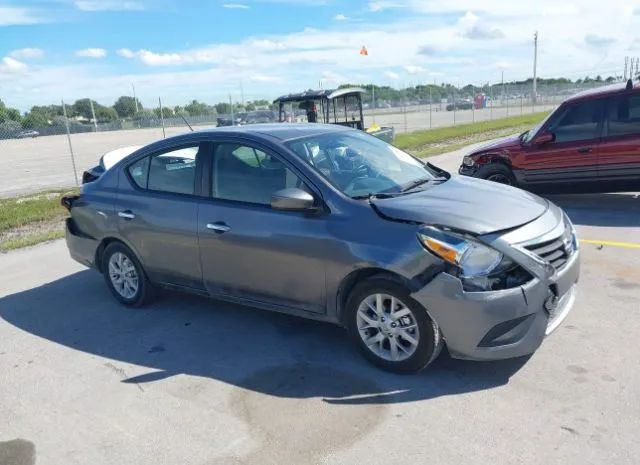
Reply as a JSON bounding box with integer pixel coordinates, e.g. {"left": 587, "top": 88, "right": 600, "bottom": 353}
{"left": 521, "top": 98, "right": 604, "bottom": 186}
{"left": 197, "top": 141, "right": 328, "bottom": 313}
{"left": 598, "top": 92, "right": 640, "bottom": 185}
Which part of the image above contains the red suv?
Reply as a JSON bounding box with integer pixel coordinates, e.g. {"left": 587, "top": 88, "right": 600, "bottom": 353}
{"left": 459, "top": 80, "right": 640, "bottom": 193}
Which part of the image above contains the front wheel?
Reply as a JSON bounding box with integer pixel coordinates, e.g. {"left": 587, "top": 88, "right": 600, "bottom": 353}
{"left": 476, "top": 163, "right": 517, "bottom": 186}
{"left": 346, "top": 277, "right": 442, "bottom": 374}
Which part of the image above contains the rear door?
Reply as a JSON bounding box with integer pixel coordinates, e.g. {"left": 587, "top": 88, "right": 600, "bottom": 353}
{"left": 598, "top": 91, "right": 640, "bottom": 184}
{"left": 197, "top": 140, "right": 328, "bottom": 313}
{"left": 116, "top": 142, "right": 208, "bottom": 290}
{"left": 520, "top": 99, "right": 604, "bottom": 185}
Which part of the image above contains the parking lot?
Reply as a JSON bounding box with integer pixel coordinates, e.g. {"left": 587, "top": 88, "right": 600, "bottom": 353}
{"left": 1, "top": 141, "right": 638, "bottom": 465}
{"left": 0, "top": 104, "right": 557, "bottom": 197}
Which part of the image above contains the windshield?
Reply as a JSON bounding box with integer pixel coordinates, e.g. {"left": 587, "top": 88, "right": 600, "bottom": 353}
{"left": 285, "top": 131, "right": 439, "bottom": 198}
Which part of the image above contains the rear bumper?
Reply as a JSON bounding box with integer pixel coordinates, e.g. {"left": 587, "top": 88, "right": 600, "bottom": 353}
{"left": 411, "top": 250, "right": 580, "bottom": 361}
{"left": 65, "top": 218, "right": 100, "bottom": 268}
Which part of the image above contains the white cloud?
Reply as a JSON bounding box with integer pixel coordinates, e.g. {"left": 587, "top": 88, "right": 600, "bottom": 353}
{"left": 0, "top": 57, "right": 28, "bottom": 75}
{"left": 369, "top": 1, "right": 403, "bottom": 12}
{"left": 74, "top": 1, "right": 144, "bottom": 11}
{"left": 384, "top": 70, "right": 400, "bottom": 80}
{"left": 584, "top": 34, "right": 615, "bottom": 48}
{"left": 222, "top": 3, "right": 249, "bottom": 8}
{"left": 249, "top": 74, "right": 281, "bottom": 83}
{"left": 0, "top": 7, "right": 42, "bottom": 26}
{"left": 137, "top": 50, "right": 183, "bottom": 66}
{"left": 76, "top": 48, "right": 107, "bottom": 58}
{"left": 334, "top": 13, "right": 347, "bottom": 21}
{"left": 458, "top": 11, "right": 504, "bottom": 40}
{"left": 322, "top": 70, "right": 348, "bottom": 84}
{"left": 117, "top": 48, "right": 136, "bottom": 58}
{"left": 9, "top": 48, "right": 44, "bottom": 59}
{"left": 404, "top": 65, "right": 426, "bottom": 74}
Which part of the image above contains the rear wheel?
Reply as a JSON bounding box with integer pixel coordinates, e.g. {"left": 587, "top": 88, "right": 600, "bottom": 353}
{"left": 102, "top": 242, "right": 153, "bottom": 307}
{"left": 346, "top": 277, "right": 442, "bottom": 373}
{"left": 477, "top": 163, "right": 517, "bottom": 186}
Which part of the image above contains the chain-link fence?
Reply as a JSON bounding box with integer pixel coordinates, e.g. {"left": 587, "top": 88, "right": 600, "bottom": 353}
{"left": 0, "top": 79, "right": 618, "bottom": 197}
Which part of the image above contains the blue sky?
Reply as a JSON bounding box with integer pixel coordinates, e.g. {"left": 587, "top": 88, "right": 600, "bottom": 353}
{"left": 1, "top": 0, "right": 638, "bottom": 111}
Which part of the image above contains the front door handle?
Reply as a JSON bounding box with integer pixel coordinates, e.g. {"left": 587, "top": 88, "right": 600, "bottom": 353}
{"left": 577, "top": 147, "right": 592, "bottom": 154}
{"left": 118, "top": 210, "right": 135, "bottom": 220}
{"left": 206, "top": 222, "right": 231, "bottom": 233}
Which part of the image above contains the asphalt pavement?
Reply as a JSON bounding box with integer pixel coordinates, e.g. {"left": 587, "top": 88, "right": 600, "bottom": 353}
{"left": 1, "top": 147, "right": 639, "bottom": 465}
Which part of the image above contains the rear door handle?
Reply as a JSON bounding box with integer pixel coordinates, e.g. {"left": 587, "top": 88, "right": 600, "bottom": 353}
{"left": 118, "top": 210, "right": 135, "bottom": 220}
{"left": 577, "top": 147, "right": 592, "bottom": 154}
{"left": 206, "top": 222, "right": 231, "bottom": 233}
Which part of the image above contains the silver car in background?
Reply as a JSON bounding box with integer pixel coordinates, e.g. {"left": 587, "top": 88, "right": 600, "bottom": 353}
{"left": 63, "top": 124, "right": 579, "bottom": 373}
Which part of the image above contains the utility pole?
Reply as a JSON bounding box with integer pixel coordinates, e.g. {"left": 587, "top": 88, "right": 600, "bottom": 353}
{"left": 532, "top": 31, "right": 538, "bottom": 104}
{"left": 240, "top": 80, "right": 245, "bottom": 107}
{"left": 631, "top": 58, "right": 635, "bottom": 80}
{"left": 131, "top": 83, "right": 139, "bottom": 113}
{"left": 501, "top": 70, "right": 505, "bottom": 105}
{"left": 88, "top": 98, "right": 98, "bottom": 132}
{"left": 229, "top": 95, "right": 234, "bottom": 125}
{"left": 624, "top": 56, "right": 628, "bottom": 80}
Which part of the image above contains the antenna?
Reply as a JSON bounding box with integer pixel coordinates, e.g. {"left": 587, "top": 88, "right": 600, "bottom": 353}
{"left": 181, "top": 114, "right": 194, "bottom": 131}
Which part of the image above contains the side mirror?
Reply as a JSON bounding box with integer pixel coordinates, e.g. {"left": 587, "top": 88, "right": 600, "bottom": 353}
{"left": 271, "top": 188, "right": 317, "bottom": 212}
{"left": 532, "top": 132, "right": 555, "bottom": 146}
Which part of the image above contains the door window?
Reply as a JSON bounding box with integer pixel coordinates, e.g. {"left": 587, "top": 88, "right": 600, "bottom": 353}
{"left": 606, "top": 94, "right": 640, "bottom": 138}
{"left": 548, "top": 100, "right": 604, "bottom": 143}
{"left": 212, "top": 143, "right": 305, "bottom": 205}
{"left": 128, "top": 144, "right": 200, "bottom": 195}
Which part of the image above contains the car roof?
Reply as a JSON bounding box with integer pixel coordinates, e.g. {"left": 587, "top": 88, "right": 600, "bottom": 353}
{"left": 565, "top": 81, "right": 640, "bottom": 103}
{"left": 190, "top": 123, "right": 352, "bottom": 142}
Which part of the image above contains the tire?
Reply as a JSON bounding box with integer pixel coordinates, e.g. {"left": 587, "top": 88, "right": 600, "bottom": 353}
{"left": 476, "top": 163, "right": 517, "bottom": 186}
{"left": 102, "top": 242, "right": 153, "bottom": 307}
{"left": 346, "top": 277, "right": 443, "bottom": 374}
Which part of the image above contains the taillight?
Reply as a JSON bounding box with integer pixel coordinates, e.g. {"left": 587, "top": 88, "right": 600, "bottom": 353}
{"left": 61, "top": 195, "right": 80, "bottom": 211}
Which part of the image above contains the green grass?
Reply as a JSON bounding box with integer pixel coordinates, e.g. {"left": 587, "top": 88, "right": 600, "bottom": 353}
{"left": 0, "top": 189, "right": 77, "bottom": 252}
{"left": 395, "top": 112, "right": 549, "bottom": 157}
{"left": 0, "top": 230, "right": 65, "bottom": 252}
{"left": 0, "top": 189, "right": 76, "bottom": 232}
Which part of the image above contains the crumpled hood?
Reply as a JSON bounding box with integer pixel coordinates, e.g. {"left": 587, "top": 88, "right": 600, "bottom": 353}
{"left": 470, "top": 134, "right": 521, "bottom": 155}
{"left": 371, "top": 175, "right": 548, "bottom": 235}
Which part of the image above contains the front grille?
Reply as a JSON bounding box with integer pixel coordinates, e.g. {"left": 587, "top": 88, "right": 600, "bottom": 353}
{"left": 524, "top": 227, "right": 574, "bottom": 270}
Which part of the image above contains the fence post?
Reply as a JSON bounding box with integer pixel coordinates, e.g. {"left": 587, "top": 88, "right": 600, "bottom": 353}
{"left": 506, "top": 85, "right": 509, "bottom": 117}
{"left": 490, "top": 86, "right": 494, "bottom": 120}
{"left": 61, "top": 99, "right": 79, "bottom": 187}
{"left": 520, "top": 95, "right": 523, "bottom": 115}
{"left": 403, "top": 103, "right": 408, "bottom": 133}
{"left": 453, "top": 88, "right": 457, "bottom": 125}
{"left": 159, "top": 97, "right": 166, "bottom": 138}
{"left": 429, "top": 86, "right": 432, "bottom": 129}
{"left": 89, "top": 99, "right": 98, "bottom": 132}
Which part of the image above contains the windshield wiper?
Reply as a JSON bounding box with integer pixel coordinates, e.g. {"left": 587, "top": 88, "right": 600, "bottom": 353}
{"left": 352, "top": 192, "right": 404, "bottom": 200}
{"left": 399, "top": 177, "right": 432, "bottom": 192}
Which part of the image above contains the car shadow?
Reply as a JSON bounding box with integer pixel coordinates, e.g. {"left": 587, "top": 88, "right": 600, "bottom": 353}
{"left": 0, "top": 270, "right": 529, "bottom": 405}
{"left": 547, "top": 192, "right": 640, "bottom": 228}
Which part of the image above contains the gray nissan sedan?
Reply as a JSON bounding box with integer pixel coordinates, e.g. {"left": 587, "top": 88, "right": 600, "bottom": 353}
{"left": 63, "top": 124, "right": 580, "bottom": 373}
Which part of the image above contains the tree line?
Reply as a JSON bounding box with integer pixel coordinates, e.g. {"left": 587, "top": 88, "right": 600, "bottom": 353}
{"left": 0, "top": 75, "right": 619, "bottom": 133}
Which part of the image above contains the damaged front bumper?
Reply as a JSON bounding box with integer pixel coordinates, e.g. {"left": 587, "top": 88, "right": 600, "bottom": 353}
{"left": 411, "top": 230, "right": 580, "bottom": 361}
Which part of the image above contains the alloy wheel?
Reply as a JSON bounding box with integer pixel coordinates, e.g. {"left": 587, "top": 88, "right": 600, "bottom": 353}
{"left": 356, "top": 293, "right": 420, "bottom": 362}
{"left": 487, "top": 173, "right": 513, "bottom": 185}
{"left": 108, "top": 252, "right": 139, "bottom": 299}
